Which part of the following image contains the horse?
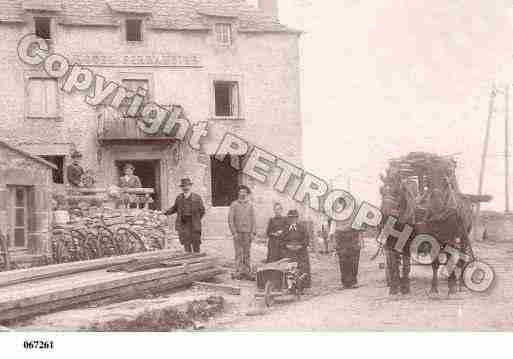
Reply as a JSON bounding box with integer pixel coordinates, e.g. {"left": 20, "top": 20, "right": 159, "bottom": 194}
{"left": 379, "top": 173, "right": 474, "bottom": 296}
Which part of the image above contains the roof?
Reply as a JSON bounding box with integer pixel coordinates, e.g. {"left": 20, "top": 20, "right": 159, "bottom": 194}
{"left": 0, "top": 140, "right": 58, "bottom": 170}
{"left": 0, "top": 0, "right": 300, "bottom": 33}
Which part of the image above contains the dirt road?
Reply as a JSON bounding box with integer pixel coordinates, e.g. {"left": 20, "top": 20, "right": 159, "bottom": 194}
{"left": 212, "top": 239, "right": 513, "bottom": 331}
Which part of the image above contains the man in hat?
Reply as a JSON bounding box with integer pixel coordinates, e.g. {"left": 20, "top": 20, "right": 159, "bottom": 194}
{"left": 228, "top": 185, "right": 256, "bottom": 280}
{"left": 66, "top": 150, "right": 85, "bottom": 187}
{"left": 164, "top": 178, "right": 206, "bottom": 253}
{"left": 282, "top": 209, "right": 311, "bottom": 289}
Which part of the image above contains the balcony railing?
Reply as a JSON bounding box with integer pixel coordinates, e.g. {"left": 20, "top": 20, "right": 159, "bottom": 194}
{"left": 97, "top": 106, "right": 183, "bottom": 144}
{"left": 64, "top": 187, "right": 155, "bottom": 210}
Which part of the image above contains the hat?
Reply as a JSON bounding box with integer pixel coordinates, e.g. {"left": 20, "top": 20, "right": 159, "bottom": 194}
{"left": 123, "top": 163, "right": 135, "bottom": 171}
{"left": 70, "top": 150, "right": 82, "bottom": 159}
{"left": 179, "top": 178, "right": 193, "bottom": 187}
{"left": 237, "top": 185, "right": 251, "bottom": 194}
{"left": 287, "top": 209, "right": 300, "bottom": 218}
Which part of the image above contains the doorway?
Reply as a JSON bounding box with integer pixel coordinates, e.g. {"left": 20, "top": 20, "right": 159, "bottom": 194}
{"left": 116, "top": 160, "right": 161, "bottom": 210}
{"left": 210, "top": 155, "right": 241, "bottom": 207}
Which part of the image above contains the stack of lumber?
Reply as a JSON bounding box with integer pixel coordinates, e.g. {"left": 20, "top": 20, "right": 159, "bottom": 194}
{"left": 0, "top": 250, "right": 225, "bottom": 323}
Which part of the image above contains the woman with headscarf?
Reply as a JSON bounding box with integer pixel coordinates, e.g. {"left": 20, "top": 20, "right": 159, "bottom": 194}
{"left": 265, "top": 202, "right": 287, "bottom": 263}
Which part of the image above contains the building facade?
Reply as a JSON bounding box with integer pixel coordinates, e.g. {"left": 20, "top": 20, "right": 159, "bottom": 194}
{"left": 0, "top": 0, "right": 303, "bottom": 240}
{"left": 0, "top": 140, "right": 55, "bottom": 262}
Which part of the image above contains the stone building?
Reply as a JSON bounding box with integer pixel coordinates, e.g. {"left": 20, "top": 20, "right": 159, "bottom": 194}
{"left": 0, "top": 0, "right": 303, "bottom": 239}
{"left": 0, "top": 140, "right": 55, "bottom": 262}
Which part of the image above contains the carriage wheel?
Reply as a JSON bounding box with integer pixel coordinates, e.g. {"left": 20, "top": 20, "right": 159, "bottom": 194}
{"left": 264, "top": 281, "right": 275, "bottom": 307}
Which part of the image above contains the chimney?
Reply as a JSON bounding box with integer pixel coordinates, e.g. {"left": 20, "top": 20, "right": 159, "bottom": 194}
{"left": 258, "top": 0, "right": 279, "bottom": 19}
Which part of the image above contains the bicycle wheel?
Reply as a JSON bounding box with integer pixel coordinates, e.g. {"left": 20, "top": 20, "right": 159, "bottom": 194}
{"left": 115, "top": 228, "right": 146, "bottom": 254}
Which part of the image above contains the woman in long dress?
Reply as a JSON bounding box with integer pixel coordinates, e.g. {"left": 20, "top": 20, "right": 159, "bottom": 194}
{"left": 265, "top": 203, "right": 288, "bottom": 263}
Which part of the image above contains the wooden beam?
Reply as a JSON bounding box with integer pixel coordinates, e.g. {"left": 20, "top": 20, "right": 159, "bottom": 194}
{"left": 0, "top": 249, "right": 186, "bottom": 288}
{"left": 0, "top": 260, "right": 217, "bottom": 312}
{"left": 192, "top": 281, "right": 241, "bottom": 296}
{"left": 0, "top": 267, "right": 225, "bottom": 322}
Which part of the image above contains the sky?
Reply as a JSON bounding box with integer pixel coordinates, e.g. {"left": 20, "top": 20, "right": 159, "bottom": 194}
{"left": 250, "top": 0, "right": 513, "bottom": 211}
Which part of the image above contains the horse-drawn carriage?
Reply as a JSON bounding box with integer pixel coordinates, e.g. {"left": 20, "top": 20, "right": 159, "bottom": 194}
{"left": 378, "top": 152, "right": 492, "bottom": 295}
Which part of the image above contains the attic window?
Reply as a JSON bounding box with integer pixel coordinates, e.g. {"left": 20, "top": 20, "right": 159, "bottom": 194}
{"left": 126, "top": 19, "right": 143, "bottom": 42}
{"left": 215, "top": 23, "right": 232, "bottom": 45}
{"left": 35, "top": 17, "right": 51, "bottom": 39}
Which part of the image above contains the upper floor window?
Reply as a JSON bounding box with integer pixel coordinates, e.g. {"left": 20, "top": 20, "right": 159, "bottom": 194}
{"left": 214, "top": 81, "right": 239, "bottom": 117}
{"left": 35, "top": 17, "right": 52, "bottom": 39}
{"left": 215, "top": 23, "right": 232, "bottom": 45}
{"left": 27, "top": 77, "right": 58, "bottom": 118}
{"left": 126, "top": 19, "right": 143, "bottom": 42}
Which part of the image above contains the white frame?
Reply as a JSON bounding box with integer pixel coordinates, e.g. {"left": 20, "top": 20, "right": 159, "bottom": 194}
{"left": 209, "top": 74, "right": 245, "bottom": 120}
{"left": 9, "top": 186, "right": 29, "bottom": 249}
{"left": 25, "top": 74, "right": 61, "bottom": 120}
{"left": 124, "top": 18, "right": 145, "bottom": 44}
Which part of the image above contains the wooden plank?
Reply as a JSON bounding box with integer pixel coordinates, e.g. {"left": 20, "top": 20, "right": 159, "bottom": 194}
{"left": 0, "top": 259, "right": 217, "bottom": 306}
{"left": 0, "top": 268, "right": 225, "bottom": 322}
{"left": 0, "top": 249, "right": 186, "bottom": 288}
{"left": 192, "top": 281, "right": 241, "bottom": 295}
{"left": 0, "top": 260, "right": 217, "bottom": 312}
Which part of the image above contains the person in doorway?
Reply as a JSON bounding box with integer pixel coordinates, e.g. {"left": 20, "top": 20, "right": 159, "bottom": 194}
{"left": 228, "top": 185, "right": 256, "bottom": 280}
{"left": 265, "top": 202, "right": 287, "bottom": 263}
{"left": 282, "top": 210, "right": 311, "bottom": 289}
{"left": 118, "top": 163, "right": 142, "bottom": 208}
{"left": 119, "top": 163, "right": 142, "bottom": 188}
{"left": 66, "top": 150, "right": 85, "bottom": 187}
{"left": 164, "top": 178, "right": 206, "bottom": 253}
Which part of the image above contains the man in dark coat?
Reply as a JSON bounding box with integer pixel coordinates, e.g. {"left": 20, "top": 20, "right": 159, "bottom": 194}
{"left": 282, "top": 210, "right": 311, "bottom": 289}
{"left": 330, "top": 198, "right": 363, "bottom": 290}
{"left": 164, "top": 178, "right": 206, "bottom": 253}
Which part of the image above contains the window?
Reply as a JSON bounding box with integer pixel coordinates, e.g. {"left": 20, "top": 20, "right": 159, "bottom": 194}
{"left": 215, "top": 23, "right": 232, "bottom": 45}
{"left": 9, "top": 187, "right": 28, "bottom": 248}
{"left": 35, "top": 17, "right": 51, "bottom": 39}
{"left": 27, "top": 78, "right": 58, "bottom": 118}
{"left": 211, "top": 155, "right": 241, "bottom": 207}
{"left": 40, "top": 155, "right": 65, "bottom": 184}
{"left": 126, "top": 19, "right": 143, "bottom": 42}
{"left": 214, "top": 81, "right": 239, "bottom": 117}
{"left": 121, "top": 78, "right": 149, "bottom": 116}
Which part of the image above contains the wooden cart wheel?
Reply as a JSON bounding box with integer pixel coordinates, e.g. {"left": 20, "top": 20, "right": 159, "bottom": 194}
{"left": 264, "top": 281, "right": 275, "bottom": 307}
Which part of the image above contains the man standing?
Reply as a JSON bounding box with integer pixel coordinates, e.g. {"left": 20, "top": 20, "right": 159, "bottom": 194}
{"left": 165, "top": 178, "right": 205, "bottom": 253}
{"left": 330, "top": 198, "right": 363, "bottom": 290}
{"left": 228, "top": 185, "right": 256, "bottom": 280}
{"left": 66, "top": 150, "right": 85, "bottom": 187}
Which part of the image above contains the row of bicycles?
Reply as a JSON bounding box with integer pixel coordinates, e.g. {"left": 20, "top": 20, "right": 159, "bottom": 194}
{"left": 50, "top": 215, "right": 166, "bottom": 264}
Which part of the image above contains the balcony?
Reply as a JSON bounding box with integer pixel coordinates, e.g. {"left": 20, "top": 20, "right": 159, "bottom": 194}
{"left": 97, "top": 106, "right": 182, "bottom": 145}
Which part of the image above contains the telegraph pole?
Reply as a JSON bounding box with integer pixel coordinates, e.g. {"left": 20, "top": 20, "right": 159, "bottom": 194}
{"left": 475, "top": 86, "right": 497, "bottom": 241}
{"left": 505, "top": 85, "right": 510, "bottom": 213}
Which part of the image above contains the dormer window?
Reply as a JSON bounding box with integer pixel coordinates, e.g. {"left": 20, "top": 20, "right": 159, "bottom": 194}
{"left": 215, "top": 23, "right": 232, "bottom": 45}
{"left": 126, "top": 19, "right": 143, "bottom": 42}
{"left": 35, "top": 17, "right": 52, "bottom": 39}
